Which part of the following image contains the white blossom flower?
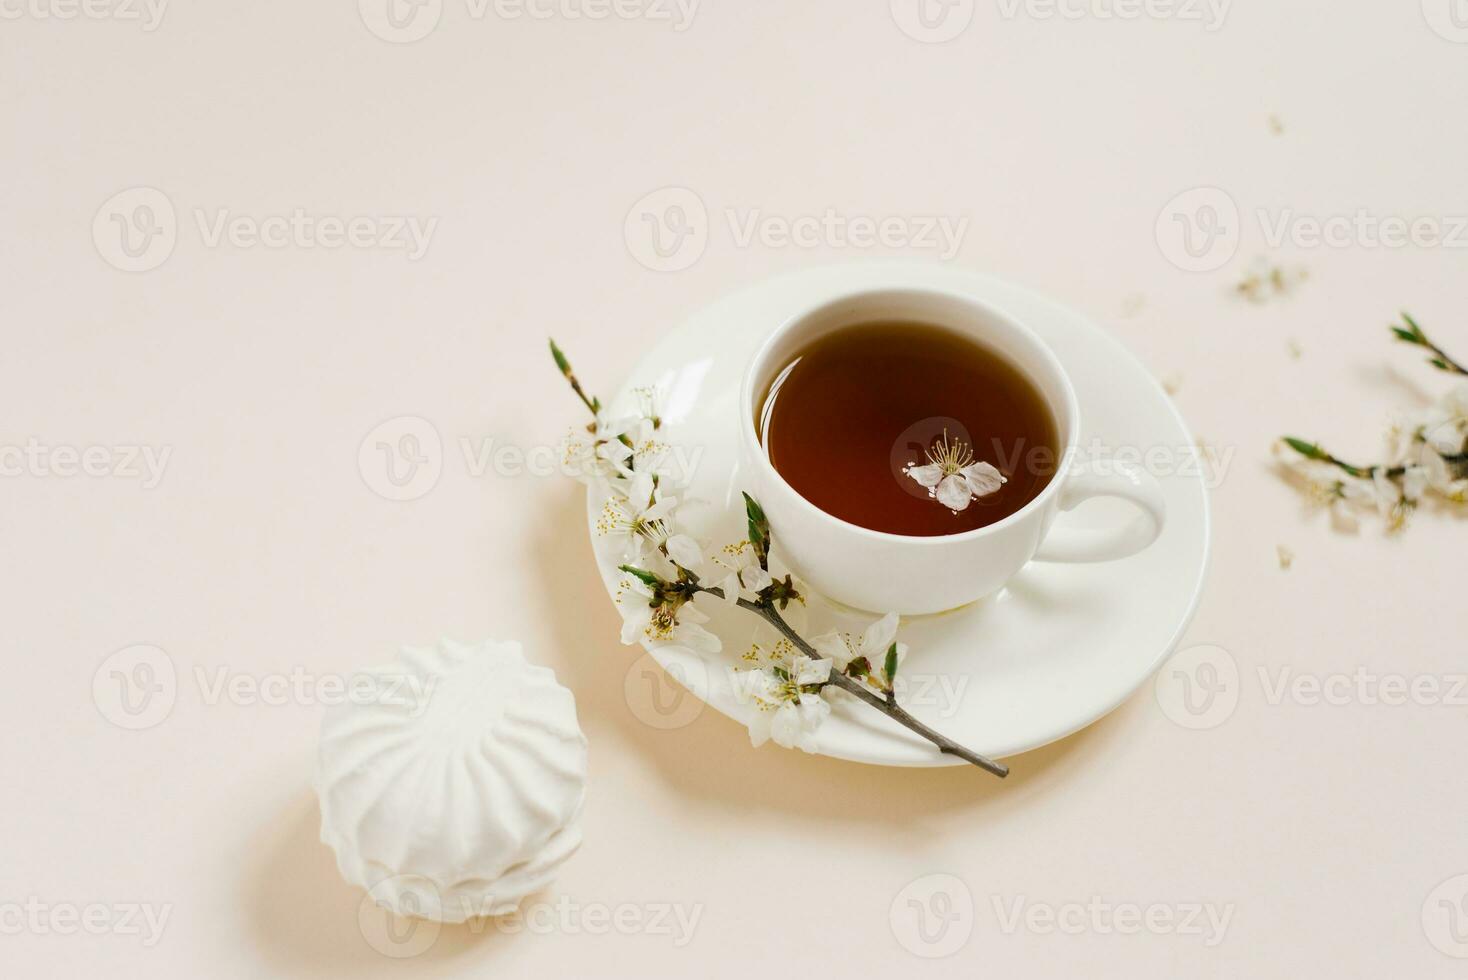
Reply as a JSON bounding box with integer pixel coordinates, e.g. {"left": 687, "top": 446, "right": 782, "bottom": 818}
{"left": 1275, "top": 448, "right": 1376, "bottom": 531}
{"left": 614, "top": 574, "right": 721, "bottom": 653}
{"left": 1414, "top": 382, "right": 1468, "bottom": 457}
{"left": 733, "top": 652, "right": 832, "bottom": 753}
{"left": 904, "top": 431, "right": 1007, "bottom": 513}
{"left": 1331, "top": 478, "right": 1378, "bottom": 530}
{"left": 598, "top": 414, "right": 672, "bottom": 482}
{"left": 559, "top": 411, "right": 642, "bottom": 491}
{"left": 710, "top": 539, "right": 773, "bottom": 605}
{"left": 1372, "top": 465, "right": 1430, "bottom": 532}
{"left": 810, "top": 611, "right": 907, "bottom": 688}
{"left": 595, "top": 473, "right": 702, "bottom": 568}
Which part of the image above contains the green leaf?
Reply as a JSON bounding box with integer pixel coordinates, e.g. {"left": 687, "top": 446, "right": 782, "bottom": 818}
{"left": 743, "top": 492, "right": 771, "bottom": 568}
{"left": 743, "top": 492, "right": 768, "bottom": 530}
{"left": 549, "top": 338, "right": 571, "bottom": 375}
{"left": 617, "top": 564, "right": 663, "bottom": 588}
{"left": 883, "top": 643, "right": 899, "bottom": 683}
{"left": 1430, "top": 357, "right": 1451, "bottom": 371}
{"left": 1390, "top": 327, "right": 1420, "bottom": 344}
{"left": 1282, "top": 437, "right": 1325, "bottom": 460}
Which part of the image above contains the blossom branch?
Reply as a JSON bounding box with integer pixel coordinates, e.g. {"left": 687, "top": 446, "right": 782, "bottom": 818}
{"left": 1279, "top": 438, "right": 1404, "bottom": 480}
{"left": 700, "top": 583, "right": 1009, "bottom": 777}
{"left": 555, "top": 340, "right": 1009, "bottom": 778}
{"left": 1279, "top": 317, "right": 1468, "bottom": 529}
{"left": 1392, "top": 313, "right": 1468, "bottom": 376}
{"left": 549, "top": 339, "right": 601, "bottom": 419}
{"left": 1281, "top": 438, "right": 1468, "bottom": 481}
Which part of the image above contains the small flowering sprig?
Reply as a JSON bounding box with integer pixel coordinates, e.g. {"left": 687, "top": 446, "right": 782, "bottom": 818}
{"left": 1279, "top": 314, "right": 1468, "bottom": 531}
{"left": 1391, "top": 313, "right": 1468, "bottom": 377}
{"left": 552, "top": 340, "right": 1007, "bottom": 778}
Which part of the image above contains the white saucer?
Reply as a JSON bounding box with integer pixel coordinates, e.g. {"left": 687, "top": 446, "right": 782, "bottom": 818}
{"left": 586, "top": 262, "right": 1210, "bottom": 767}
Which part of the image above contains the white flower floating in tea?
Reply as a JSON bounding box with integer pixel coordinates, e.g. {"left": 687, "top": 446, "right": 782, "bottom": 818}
{"left": 903, "top": 430, "right": 1008, "bottom": 513}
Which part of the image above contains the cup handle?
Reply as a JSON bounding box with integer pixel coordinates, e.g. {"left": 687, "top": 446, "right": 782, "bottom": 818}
{"left": 1032, "top": 459, "right": 1166, "bottom": 563}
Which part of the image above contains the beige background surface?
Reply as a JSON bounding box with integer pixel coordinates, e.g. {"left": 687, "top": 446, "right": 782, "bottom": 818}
{"left": 4, "top": 1, "right": 1467, "bottom": 976}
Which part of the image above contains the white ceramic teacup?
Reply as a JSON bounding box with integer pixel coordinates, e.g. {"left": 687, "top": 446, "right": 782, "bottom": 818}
{"left": 738, "top": 287, "right": 1166, "bottom": 615}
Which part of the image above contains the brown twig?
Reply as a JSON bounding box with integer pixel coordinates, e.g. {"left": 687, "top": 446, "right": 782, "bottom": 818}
{"left": 701, "top": 586, "right": 1009, "bottom": 778}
